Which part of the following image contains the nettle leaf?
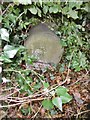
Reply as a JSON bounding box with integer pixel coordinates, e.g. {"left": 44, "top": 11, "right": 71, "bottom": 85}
{"left": 60, "top": 93, "right": 72, "bottom": 104}
{"left": 52, "top": 97, "right": 62, "bottom": 111}
{"left": 29, "top": 6, "right": 37, "bottom": 15}
{"left": 68, "top": 10, "right": 78, "bottom": 19}
{"left": 0, "top": 28, "right": 9, "bottom": 42}
{"left": 42, "top": 99, "right": 54, "bottom": 110}
{"left": 3, "top": 45, "right": 19, "bottom": 58}
{"left": 55, "top": 86, "right": 68, "bottom": 96}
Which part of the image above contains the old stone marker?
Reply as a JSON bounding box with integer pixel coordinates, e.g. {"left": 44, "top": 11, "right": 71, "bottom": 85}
{"left": 25, "top": 23, "right": 64, "bottom": 65}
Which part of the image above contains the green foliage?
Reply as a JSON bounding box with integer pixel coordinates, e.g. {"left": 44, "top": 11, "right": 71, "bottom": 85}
{"left": 60, "top": 21, "right": 89, "bottom": 71}
{"left": 43, "top": 82, "right": 50, "bottom": 89}
{"left": 1, "top": 1, "right": 89, "bottom": 116}
{"left": 55, "top": 86, "right": 72, "bottom": 104}
{"left": 52, "top": 97, "right": 62, "bottom": 111}
{"left": 60, "top": 93, "right": 72, "bottom": 104}
{"left": 55, "top": 86, "right": 68, "bottom": 96}
{"left": 0, "top": 28, "right": 9, "bottom": 42}
{"left": 1, "top": 2, "right": 89, "bottom": 71}
{"left": 3, "top": 45, "right": 19, "bottom": 58}
{"left": 20, "top": 106, "right": 31, "bottom": 116}
{"left": 42, "top": 99, "right": 54, "bottom": 110}
{"left": 42, "top": 86, "right": 72, "bottom": 111}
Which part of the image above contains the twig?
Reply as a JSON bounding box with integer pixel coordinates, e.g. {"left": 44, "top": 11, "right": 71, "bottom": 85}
{"left": 0, "top": 90, "right": 18, "bottom": 101}
{"left": 0, "top": 97, "right": 48, "bottom": 108}
{"left": 32, "top": 105, "right": 42, "bottom": 118}
{"left": 74, "top": 109, "right": 90, "bottom": 117}
{"left": 2, "top": 51, "right": 74, "bottom": 109}
{"left": 10, "top": 11, "right": 25, "bottom": 28}
{"left": 2, "top": 4, "right": 13, "bottom": 15}
{"left": 1, "top": 87, "right": 19, "bottom": 92}
{"left": 66, "top": 50, "right": 74, "bottom": 80}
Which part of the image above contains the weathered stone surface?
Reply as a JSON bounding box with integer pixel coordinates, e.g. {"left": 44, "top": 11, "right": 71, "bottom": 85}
{"left": 24, "top": 23, "right": 64, "bottom": 64}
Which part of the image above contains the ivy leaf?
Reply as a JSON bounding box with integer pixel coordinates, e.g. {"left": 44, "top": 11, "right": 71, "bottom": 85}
{"left": 62, "top": 6, "right": 69, "bottom": 14}
{"left": 60, "top": 93, "right": 72, "bottom": 104}
{"left": 68, "top": 10, "right": 78, "bottom": 19}
{"left": 42, "top": 99, "right": 54, "bottom": 110}
{"left": 43, "top": 5, "right": 48, "bottom": 14}
{"left": 0, "top": 54, "right": 12, "bottom": 63}
{"left": 33, "top": 83, "right": 42, "bottom": 90}
{"left": 39, "top": 0, "right": 42, "bottom": 6}
{"left": 81, "top": 3, "right": 89, "bottom": 12}
{"left": 37, "top": 7, "right": 41, "bottom": 17}
{"left": 0, "top": 28, "right": 9, "bottom": 42}
{"left": 49, "top": 5, "right": 58, "bottom": 13}
{"left": 55, "top": 86, "right": 68, "bottom": 96}
{"left": 29, "top": 6, "right": 37, "bottom": 15}
{"left": 3, "top": 45, "right": 19, "bottom": 58}
{"left": 8, "top": 14, "right": 16, "bottom": 23}
{"left": 69, "top": 2, "right": 82, "bottom": 10}
{"left": 0, "top": 15, "right": 2, "bottom": 23}
{"left": 52, "top": 97, "right": 62, "bottom": 111}
{"left": 13, "top": 0, "right": 32, "bottom": 4}
{"left": 43, "top": 82, "right": 49, "bottom": 88}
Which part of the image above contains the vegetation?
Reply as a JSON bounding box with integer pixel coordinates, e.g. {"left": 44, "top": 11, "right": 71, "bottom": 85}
{"left": 0, "top": 1, "right": 90, "bottom": 119}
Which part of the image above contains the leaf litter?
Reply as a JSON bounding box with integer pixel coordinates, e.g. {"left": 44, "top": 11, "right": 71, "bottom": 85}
{"left": 0, "top": 63, "right": 90, "bottom": 119}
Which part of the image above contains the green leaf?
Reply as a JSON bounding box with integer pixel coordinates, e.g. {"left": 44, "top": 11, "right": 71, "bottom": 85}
{"left": 13, "top": 0, "right": 32, "bottom": 4}
{"left": 60, "top": 93, "right": 72, "bottom": 104}
{"left": 72, "top": 60, "right": 79, "bottom": 69}
{"left": 42, "top": 99, "right": 54, "bottom": 110}
{"left": 52, "top": 97, "right": 62, "bottom": 111}
{"left": 68, "top": 10, "right": 78, "bottom": 19}
{"left": 49, "top": 6, "right": 58, "bottom": 13}
{"left": 69, "top": 2, "right": 82, "bottom": 10}
{"left": 0, "top": 54, "right": 12, "bottom": 63}
{"left": 8, "top": 14, "right": 16, "bottom": 23}
{"left": 43, "top": 82, "right": 49, "bottom": 88}
{"left": 55, "top": 86, "right": 68, "bottom": 96}
{"left": 0, "top": 15, "right": 2, "bottom": 23}
{"left": 62, "top": 6, "right": 69, "bottom": 14}
{"left": 39, "top": 0, "right": 42, "bottom": 6}
{"left": 43, "top": 5, "right": 48, "bottom": 14}
{"left": 33, "top": 83, "right": 42, "bottom": 90}
{"left": 81, "top": 3, "right": 89, "bottom": 12}
{"left": 0, "top": 28, "right": 9, "bottom": 42}
{"left": 59, "top": 64, "right": 65, "bottom": 73}
{"left": 3, "top": 45, "right": 19, "bottom": 58}
{"left": 37, "top": 7, "right": 41, "bottom": 17}
{"left": 29, "top": 6, "right": 37, "bottom": 15}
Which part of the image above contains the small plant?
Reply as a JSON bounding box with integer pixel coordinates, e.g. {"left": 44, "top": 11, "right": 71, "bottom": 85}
{"left": 42, "top": 86, "right": 72, "bottom": 111}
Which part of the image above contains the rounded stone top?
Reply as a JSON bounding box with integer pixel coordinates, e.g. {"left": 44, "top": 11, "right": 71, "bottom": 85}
{"left": 25, "top": 23, "right": 64, "bottom": 64}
